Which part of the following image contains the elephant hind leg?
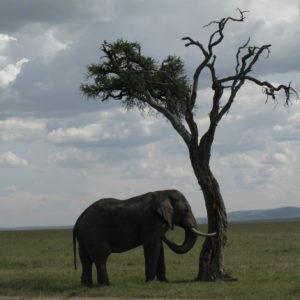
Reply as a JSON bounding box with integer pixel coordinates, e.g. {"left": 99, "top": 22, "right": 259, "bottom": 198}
{"left": 95, "top": 256, "right": 110, "bottom": 286}
{"left": 79, "top": 244, "right": 93, "bottom": 287}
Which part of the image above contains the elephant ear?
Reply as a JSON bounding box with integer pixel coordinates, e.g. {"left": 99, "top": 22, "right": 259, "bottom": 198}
{"left": 156, "top": 199, "right": 174, "bottom": 229}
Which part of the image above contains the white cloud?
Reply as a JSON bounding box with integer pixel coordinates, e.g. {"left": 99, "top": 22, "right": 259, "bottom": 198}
{"left": 0, "top": 190, "right": 81, "bottom": 227}
{"left": 0, "top": 118, "right": 45, "bottom": 142}
{"left": 41, "top": 30, "right": 69, "bottom": 58}
{"left": 0, "top": 55, "right": 7, "bottom": 66}
{"left": 0, "top": 58, "right": 29, "bottom": 88}
{"left": 0, "top": 33, "right": 17, "bottom": 51}
{"left": 48, "top": 122, "right": 129, "bottom": 144}
{"left": 164, "top": 165, "right": 192, "bottom": 179}
{"left": 220, "top": 152, "right": 261, "bottom": 169}
{"left": 272, "top": 111, "right": 300, "bottom": 141}
{"left": 49, "top": 148, "right": 100, "bottom": 169}
{"left": 0, "top": 152, "right": 28, "bottom": 167}
{"left": 47, "top": 108, "right": 167, "bottom": 146}
{"left": 272, "top": 153, "right": 289, "bottom": 164}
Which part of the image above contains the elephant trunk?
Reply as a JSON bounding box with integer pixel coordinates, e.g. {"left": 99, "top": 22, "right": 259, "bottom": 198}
{"left": 162, "top": 227, "right": 216, "bottom": 254}
{"left": 162, "top": 227, "right": 197, "bottom": 254}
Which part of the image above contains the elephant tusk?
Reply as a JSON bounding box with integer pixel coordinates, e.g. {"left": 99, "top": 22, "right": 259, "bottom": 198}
{"left": 190, "top": 227, "right": 216, "bottom": 237}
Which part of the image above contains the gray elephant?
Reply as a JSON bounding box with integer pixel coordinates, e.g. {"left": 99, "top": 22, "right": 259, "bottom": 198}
{"left": 73, "top": 189, "right": 215, "bottom": 286}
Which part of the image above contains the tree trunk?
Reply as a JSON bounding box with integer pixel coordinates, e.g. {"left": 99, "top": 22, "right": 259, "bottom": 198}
{"left": 196, "top": 169, "right": 227, "bottom": 281}
{"left": 189, "top": 143, "right": 228, "bottom": 281}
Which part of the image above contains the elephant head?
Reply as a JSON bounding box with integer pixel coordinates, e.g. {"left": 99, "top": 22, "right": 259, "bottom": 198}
{"left": 155, "top": 190, "right": 215, "bottom": 254}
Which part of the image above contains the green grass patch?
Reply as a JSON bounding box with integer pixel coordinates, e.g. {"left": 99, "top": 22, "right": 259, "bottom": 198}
{"left": 0, "top": 222, "right": 300, "bottom": 299}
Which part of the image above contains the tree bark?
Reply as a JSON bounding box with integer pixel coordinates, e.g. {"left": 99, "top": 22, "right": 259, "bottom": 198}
{"left": 189, "top": 135, "right": 228, "bottom": 281}
{"left": 196, "top": 169, "right": 227, "bottom": 281}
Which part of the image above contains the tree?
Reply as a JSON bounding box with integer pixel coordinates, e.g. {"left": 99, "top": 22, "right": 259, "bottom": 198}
{"left": 80, "top": 10, "right": 297, "bottom": 281}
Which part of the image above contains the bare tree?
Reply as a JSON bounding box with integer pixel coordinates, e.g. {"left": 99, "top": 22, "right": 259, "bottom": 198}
{"left": 80, "top": 10, "right": 297, "bottom": 281}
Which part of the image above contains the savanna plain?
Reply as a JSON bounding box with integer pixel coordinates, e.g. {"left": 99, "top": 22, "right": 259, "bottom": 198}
{"left": 0, "top": 221, "right": 299, "bottom": 300}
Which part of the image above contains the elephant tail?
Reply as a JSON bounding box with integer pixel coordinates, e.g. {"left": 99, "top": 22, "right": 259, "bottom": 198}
{"left": 73, "top": 226, "right": 77, "bottom": 270}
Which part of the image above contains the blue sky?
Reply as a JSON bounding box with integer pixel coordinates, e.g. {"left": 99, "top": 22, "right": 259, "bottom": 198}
{"left": 0, "top": 0, "right": 300, "bottom": 227}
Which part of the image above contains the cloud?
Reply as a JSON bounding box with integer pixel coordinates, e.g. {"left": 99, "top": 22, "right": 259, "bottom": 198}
{"left": 164, "top": 165, "right": 192, "bottom": 179}
{"left": 25, "top": 29, "right": 69, "bottom": 61}
{"left": 48, "top": 122, "right": 129, "bottom": 145}
{"left": 0, "top": 0, "right": 300, "bottom": 228}
{"left": 0, "top": 34, "right": 17, "bottom": 51}
{"left": 217, "top": 139, "right": 299, "bottom": 193}
{"left": 0, "top": 0, "right": 117, "bottom": 33}
{"left": 40, "top": 30, "right": 69, "bottom": 59}
{"left": 272, "top": 111, "right": 300, "bottom": 142}
{"left": 0, "top": 189, "right": 82, "bottom": 227}
{"left": 0, "top": 118, "right": 45, "bottom": 142}
{"left": 47, "top": 108, "right": 168, "bottom": 147}
{"left": 49, "top": 148, "right": 100, "bottom": 169}
{"left": 0, "top": 58, "right": 29, "bottom": 88}
{"left": 0, "top": 152, "right": 28, "bottom": 167}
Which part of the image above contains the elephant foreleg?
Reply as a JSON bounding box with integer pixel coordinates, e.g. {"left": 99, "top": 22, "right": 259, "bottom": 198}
{"left": 156, "top": 243, "right": 168, "bottom": 282}
{"left": 143, "top": 240, "right": 161, "bottom": 282}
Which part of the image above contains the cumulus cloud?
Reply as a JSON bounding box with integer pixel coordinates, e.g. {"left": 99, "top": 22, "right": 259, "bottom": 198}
{"left": 0, "top": 118, "right": 45, "bottom": 142}
{"left": 0, "top": 189, "right": 82, "bottom": 227}
{"left": 164, "top": 165, "right": 192, "bottom": 179}
{"left": 49, "top": 148, "right": 100, "bottom": 169}
{"left": 218, "top": 139, "right": 299, "bottom": 193}
{"left": 48, "top": 122, "right": 129, "bottom": 144}
{"left": 0, "top": 33, "right": 17, "bottom": 51}
{"left": 0, "top": 152, "right": 28, "bottom": 167}
{"left": 37, "top": 30, "right": 69, "bottom": 59}
{"left": 272, "top": 111, "right": 300, "bottom": 141}
{"left": 0, "top": 58, "right": 29, "bottom": 88}
{"left": 47, "top": 108, "right": 168, "bottom": 147}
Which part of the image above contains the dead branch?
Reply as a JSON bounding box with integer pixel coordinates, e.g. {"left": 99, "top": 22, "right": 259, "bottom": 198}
{"left": 245, "top": 76, "right": 299, "bottom": 105}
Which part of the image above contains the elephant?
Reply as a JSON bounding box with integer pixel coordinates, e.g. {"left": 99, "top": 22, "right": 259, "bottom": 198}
{"left": 73, "top": 189, "right": 215, "bottom": 286}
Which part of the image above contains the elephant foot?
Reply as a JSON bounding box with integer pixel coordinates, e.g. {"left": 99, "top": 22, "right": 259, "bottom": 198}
{"left": 81, "top": 281, "right": 93, "bottom": 288}
{"left": 98, "top": 281, "right": 110, "bottom": 287}
{"left": 145, "top": 277, "right": 155, "bottom": 283}
{"left": 157, "top": 277, "right": 169, "bottom": 283}
{"left": 221, "top": 273, "right": 238, "bottom": 282}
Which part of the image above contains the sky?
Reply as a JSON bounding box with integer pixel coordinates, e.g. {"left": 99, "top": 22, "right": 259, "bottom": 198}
{"left": 0, "top": 0, "right": 300, "bottom": 228}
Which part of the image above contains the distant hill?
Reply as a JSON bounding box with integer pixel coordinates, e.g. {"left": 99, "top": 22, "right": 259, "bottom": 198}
{"left": 0, "top": 225, "right": 73, "bottom": 231}
{"left": 198, "top": 207, "right": 300, "bottom": 223}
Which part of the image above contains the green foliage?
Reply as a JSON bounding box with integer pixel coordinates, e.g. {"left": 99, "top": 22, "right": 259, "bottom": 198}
{"left": 0, "top": 222, "right": 300, "bottom": 299}
{"left": 80, "top": 39, "right": 191, "bottom": 119}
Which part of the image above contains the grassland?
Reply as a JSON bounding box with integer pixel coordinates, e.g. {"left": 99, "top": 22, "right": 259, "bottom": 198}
{"left": 0, "top": 221, "right": 299, "bottom": 299}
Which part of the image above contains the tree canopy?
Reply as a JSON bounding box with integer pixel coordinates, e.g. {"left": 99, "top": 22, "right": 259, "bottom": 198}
{"left": 81, "top": 40, "right": 191, "bottom": 118}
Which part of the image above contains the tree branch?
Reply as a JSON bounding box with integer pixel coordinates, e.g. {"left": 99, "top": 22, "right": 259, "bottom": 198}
{"left": 182, "top": 37, "right": 208, "bottom": 57}
{"left": 245, "top": 76, "right": 299, "bottom": 105}
{"left": 213, "top": 41, "right": 286, "bottom": 118}
{"left": 144, "top": 91, "right": 191, "bottom": 145}
{"left": 205, "top": 9, "right": 248, "bottom": 52}
{"left": 183, "top": 9, "right": 249, "bottom": 113}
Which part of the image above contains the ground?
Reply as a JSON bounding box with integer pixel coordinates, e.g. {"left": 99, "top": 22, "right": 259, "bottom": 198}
{"left": 0, "top": 298, "right": 208, "bottom": 300}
